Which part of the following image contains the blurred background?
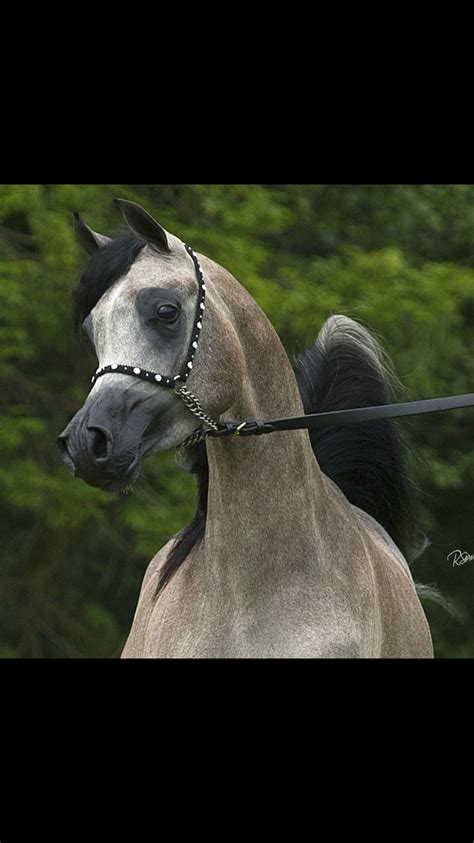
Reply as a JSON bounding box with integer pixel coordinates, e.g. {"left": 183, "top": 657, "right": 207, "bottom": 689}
{"left": 0, "top": 184, "right": 473, "bottom": 658}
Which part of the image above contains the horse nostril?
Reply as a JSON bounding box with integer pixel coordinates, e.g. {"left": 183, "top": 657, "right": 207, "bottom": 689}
{"left": 88, "top": 425, "right": 112, "bottom": 462}
{"left": 57, "top": 433, "right": 77, "bottom": 475}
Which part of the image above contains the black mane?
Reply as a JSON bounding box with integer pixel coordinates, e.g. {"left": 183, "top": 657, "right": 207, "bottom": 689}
{"left": 72, "top": 234, "right": 146, "bottom": 331}
{"left": 294, "top": 323, "right": 425, "bottom": 562}
{"left": 155, "top": 443, "right": 208, "bottom": 597}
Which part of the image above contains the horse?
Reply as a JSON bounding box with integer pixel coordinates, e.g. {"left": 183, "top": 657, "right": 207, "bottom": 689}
{"left": 59, "top": 199, "right": 434, "bottom": 658}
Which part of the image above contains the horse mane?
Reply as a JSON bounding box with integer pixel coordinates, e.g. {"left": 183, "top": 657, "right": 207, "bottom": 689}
{"left": 72, "top": 233, "right": 146, "bottom": 332}
{"left": 155, "top": 442, "right": 209, "bottom": 596}
{"left": 157, "top": 314, "right": 427, "bottom": 596}
{"left": 294, "top": 314, "right": 427, "bottom": 562}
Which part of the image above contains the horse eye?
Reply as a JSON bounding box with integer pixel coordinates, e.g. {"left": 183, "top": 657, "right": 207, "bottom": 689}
{"left": 156, "top": 304, "right": 179, "bottom": 323}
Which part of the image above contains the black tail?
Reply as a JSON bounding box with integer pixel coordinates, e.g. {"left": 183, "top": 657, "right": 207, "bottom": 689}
{"left": 294, "top": 314, "right": 427, "bottom": 562}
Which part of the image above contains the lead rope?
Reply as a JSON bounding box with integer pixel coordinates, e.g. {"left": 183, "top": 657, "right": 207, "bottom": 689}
{"left": 175, "top": 387, "right": 474, "bottom": 448}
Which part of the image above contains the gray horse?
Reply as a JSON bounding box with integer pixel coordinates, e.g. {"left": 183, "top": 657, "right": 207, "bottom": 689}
{"left": 59, "top": 199, "right": 434, "bottom": 658}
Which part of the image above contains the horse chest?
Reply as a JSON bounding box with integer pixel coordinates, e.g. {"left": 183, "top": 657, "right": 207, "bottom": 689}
{"left": 126, "top": 560, "right": 371, "bottom": 658}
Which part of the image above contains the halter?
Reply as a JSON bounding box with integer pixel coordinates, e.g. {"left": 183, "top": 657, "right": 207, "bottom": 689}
{"left": 89, "top": 243, "right": 474, "bottom": 449}
{"left": 90, "top": 244, "right": 221, "bottom": 440}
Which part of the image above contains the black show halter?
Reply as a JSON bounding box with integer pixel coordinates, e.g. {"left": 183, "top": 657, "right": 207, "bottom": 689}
{"left": 91, "top": 244, "right": 221, "bottom": 437}
{"left": 89, "top": 243, "right": 474, "bottom": 448}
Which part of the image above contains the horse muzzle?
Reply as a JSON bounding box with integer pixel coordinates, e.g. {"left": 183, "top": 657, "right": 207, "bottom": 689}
{"left": 58, "top": 386, "right": 158, "bottom": 491}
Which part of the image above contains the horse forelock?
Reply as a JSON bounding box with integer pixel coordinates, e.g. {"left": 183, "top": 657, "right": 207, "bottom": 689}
{"left": 72, "top": 233, "right": 147, "bottom": 332}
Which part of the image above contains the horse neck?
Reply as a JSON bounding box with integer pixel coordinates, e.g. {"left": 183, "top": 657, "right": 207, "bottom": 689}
{"left": 202, "top": 275, "right": 328, "bottom": 599}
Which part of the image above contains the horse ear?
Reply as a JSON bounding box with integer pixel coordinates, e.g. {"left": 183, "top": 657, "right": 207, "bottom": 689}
{"left": 73, "top": 212, "right": 111, "bottom": 255}
{"left": 113, "top": 198, "right": 171, "bottom": 253}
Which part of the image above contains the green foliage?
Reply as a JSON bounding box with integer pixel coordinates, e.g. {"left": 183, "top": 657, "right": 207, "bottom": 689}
{"left": 1, "top": 184, "right": 473, "bottom": 657}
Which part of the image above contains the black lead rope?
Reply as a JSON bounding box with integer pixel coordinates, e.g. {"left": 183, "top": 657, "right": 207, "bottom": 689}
{"left": 206, "top": 392, "right": 474, "bottom": 439}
